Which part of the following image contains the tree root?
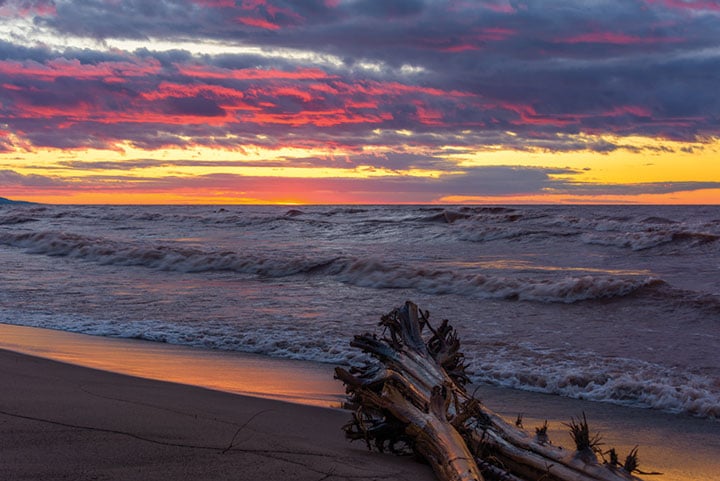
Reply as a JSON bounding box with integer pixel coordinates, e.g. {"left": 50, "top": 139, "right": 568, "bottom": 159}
{"left": 335, "top": 301, "right": 655, "bottom": 481}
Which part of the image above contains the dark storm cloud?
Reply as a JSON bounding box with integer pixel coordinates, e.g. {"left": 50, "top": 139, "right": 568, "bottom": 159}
{"left": 349, "top": 0, "right": 426, "bottom": 17}
{"left": 1, "top": 0, "right": 719, "bottom": 160}
{"left": 39, "top": 0, "right": 197, "bottom": 40}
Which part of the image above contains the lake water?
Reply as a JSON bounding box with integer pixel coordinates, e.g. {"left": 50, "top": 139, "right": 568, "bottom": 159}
{"left": 1, "top": 203, "right": 718, "bottom": 419}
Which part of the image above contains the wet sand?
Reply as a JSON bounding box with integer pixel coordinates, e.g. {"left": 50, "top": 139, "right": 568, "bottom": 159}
{"left": 0, "top": 347, "right": 435, "bottom": 481}
{"left": 1, "top": 324, "right": 718, "bottom": 480}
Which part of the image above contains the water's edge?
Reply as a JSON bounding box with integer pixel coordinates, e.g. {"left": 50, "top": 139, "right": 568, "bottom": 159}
{"left": 0, "top": 322, "right": 344, "bottom": 408}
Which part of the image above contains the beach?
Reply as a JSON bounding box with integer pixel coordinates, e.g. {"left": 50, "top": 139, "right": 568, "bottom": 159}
{"left": 0, "top": 347, "right": 436, "bottom": 481}
{"left": 1, "top": 325, "right": 719, "bottom": 481}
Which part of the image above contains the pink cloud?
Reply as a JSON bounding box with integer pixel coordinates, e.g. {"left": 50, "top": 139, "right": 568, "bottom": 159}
{"left": 7, "top": 100, "right": 235, "bottom": 127}
{"left": 0, "top": 0, "right": 56, "bottom": 17}
{"left": 176, "top": 65, "right": 333, "bottom": 81}
{"left": 603, "top": 105, "right": 653, "bottom": 117}
{"left": 236, "top": 16, "right": 281, "bottom": 30}
{"left": 139, "top": 82, "right": 262, "bottom": 112}
{"left": 259, "top": 86, "right": 316, "bottom": 102}
{"left": 345, "top": 100, "right": 379, "bottom": 109}
{"left": 497, "top": 102, "right": 577, "bottom": 127}
{"left": 558, "top": 32, "right": 684, "bottom": 45}
{"left": 191, "top": 0, "right": 236, "bottom": 7}
{"left": 437, "top": 44, "right": 482, "bottom": 52}
{"left": 243, "top": 109, "right": 393, "bottom": 127}
{"left": 413, "top": 102, "right": 444, "bottom": 125}
{"left": 477, "top": 27, "right": 517, "bottom": 41}
{"left": 348, "top": 80, "right": 476, "bottom": 98}
{"left": 239, "top": 0, "right": 303, "bottom": 23}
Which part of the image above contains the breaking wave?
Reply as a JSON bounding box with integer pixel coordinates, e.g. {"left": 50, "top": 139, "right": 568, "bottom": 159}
{"left": 330, "top": 258, "right": 663, "bottom": 303}
{"left": 0, "top": 213, "right": 38, "bottom": 225}
{"left": 581, "top": 230, "right": 719, "bottom": 251}
{"left": 468, "top": 342, "right": 720, "bottom": 419}
{"left": 0, "top": 229, "right": 663, "bottom": 303}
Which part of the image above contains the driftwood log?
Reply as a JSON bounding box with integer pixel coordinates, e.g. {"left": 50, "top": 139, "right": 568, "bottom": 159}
{"left": 335, "top": 301, "right": 650, "bottom": 481}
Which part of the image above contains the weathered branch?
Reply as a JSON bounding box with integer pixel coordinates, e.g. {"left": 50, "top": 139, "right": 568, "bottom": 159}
{"left": 335, "top": 301, "right": 651, "bottom": 481}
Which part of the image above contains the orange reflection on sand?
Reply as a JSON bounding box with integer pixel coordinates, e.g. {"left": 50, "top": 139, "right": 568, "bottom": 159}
{"left": 0, "top": 323, "right": 343, "bottom": 408}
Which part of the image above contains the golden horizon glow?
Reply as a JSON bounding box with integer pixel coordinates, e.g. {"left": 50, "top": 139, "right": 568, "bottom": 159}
{"left": 447, "top": 135, "right": 720, "bottom": 183}
{"left": 439, "top": 188, "right": 720, "bottom": 205}
{"left": 2, "top": 134, "right": 720, "bottom": 205}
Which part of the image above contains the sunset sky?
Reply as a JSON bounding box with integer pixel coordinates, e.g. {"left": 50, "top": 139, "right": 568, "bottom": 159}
{"left": 1, "top": 0, "right": 719, "bottom": 204}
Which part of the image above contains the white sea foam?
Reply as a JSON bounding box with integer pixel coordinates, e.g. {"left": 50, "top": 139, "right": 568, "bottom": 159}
{"left": 468, "top": 343, "right": 720, "bottom": 418}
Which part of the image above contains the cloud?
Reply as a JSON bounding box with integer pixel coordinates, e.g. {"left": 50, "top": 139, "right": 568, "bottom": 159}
{"left": 0, "top": 0, "right": 55, "bottom": 17}
{"left": 0, "top": 169, "right": 65, "bottom": 187}
{"left": 1, "top": 0, "right": 719, "bottom": 202}
{"left": 3, "top": 0, "right": 716, "bottom": 147}
{"left": 4, "top": 162, "right": 718, "bottom": 204}
{"left": 644, "top": 0, "right": 720, "bottom": 12}
{"left": 550, "top": 180, "right": 720, "bottom": 196}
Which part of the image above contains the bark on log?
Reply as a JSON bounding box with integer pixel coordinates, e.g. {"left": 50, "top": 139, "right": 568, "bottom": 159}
{"left": 335, "top": 301, "right": 650, "bottom": 481}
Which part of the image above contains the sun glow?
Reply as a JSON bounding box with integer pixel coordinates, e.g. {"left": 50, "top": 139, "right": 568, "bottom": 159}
{"left": 445, "top": 135, "right": 720, "bottom": 186}
{"left": 3, "top": 134, "right": 719, "bottom": 204}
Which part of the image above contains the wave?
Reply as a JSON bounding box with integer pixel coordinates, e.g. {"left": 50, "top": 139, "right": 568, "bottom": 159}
{"left": 640, "top": 216, "right": 678, "bottom": 225}
{"left": 320, "top": 207, "right": 371, "bottom": 216}
{"left": 456, "top": 226, "right": 576, "bottom": 242}
{"left": 419, "top": 210, "right": 474, "bottom": 224}
{"left": 643, "top": 284, "right": 720, "bottom": 313}
{"left": 0, "top": 230, "right": 338, "bottom": 277}
{"left": 449, "top": 210, "right": 719, "bottom": 251}
{"left": 330, "top": 258, "right": 663, "bottom": 303}
{"left": 581, "top": 230, "right": 719, "bottom": 251}
{"left": 468, "top": 342, "right": 719, "bottom": 419}
{"left": 0, "top": 214, "right": 38, "bottom": 225}
{"left": 0, "top": 230, "right": 664, "bottom": 303}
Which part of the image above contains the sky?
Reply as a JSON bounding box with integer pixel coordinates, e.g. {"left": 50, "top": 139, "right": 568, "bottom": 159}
{"left": 0, "top": 0, "right": 719, "bottom": 204}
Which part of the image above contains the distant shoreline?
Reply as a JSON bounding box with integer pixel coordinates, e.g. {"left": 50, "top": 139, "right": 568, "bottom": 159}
{"left": 0, "top": 196, "right": 36, "bottom": 205}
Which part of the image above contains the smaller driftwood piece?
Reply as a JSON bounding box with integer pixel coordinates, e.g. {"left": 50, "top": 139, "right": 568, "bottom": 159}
{"left": 335, "top": 301, "right": 650, "bottom": 481}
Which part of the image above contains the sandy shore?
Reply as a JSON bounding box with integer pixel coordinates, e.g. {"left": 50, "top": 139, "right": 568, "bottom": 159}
{"left": 1, "top": 324, "right": 718, "bottom": 481}
{"left": 0, "top": 348, "right": 436, "bottom": 481}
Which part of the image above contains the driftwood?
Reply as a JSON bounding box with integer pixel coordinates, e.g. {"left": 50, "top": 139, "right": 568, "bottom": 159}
{"left": 335, "top": 301, "right": 650, "bottom": 481}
